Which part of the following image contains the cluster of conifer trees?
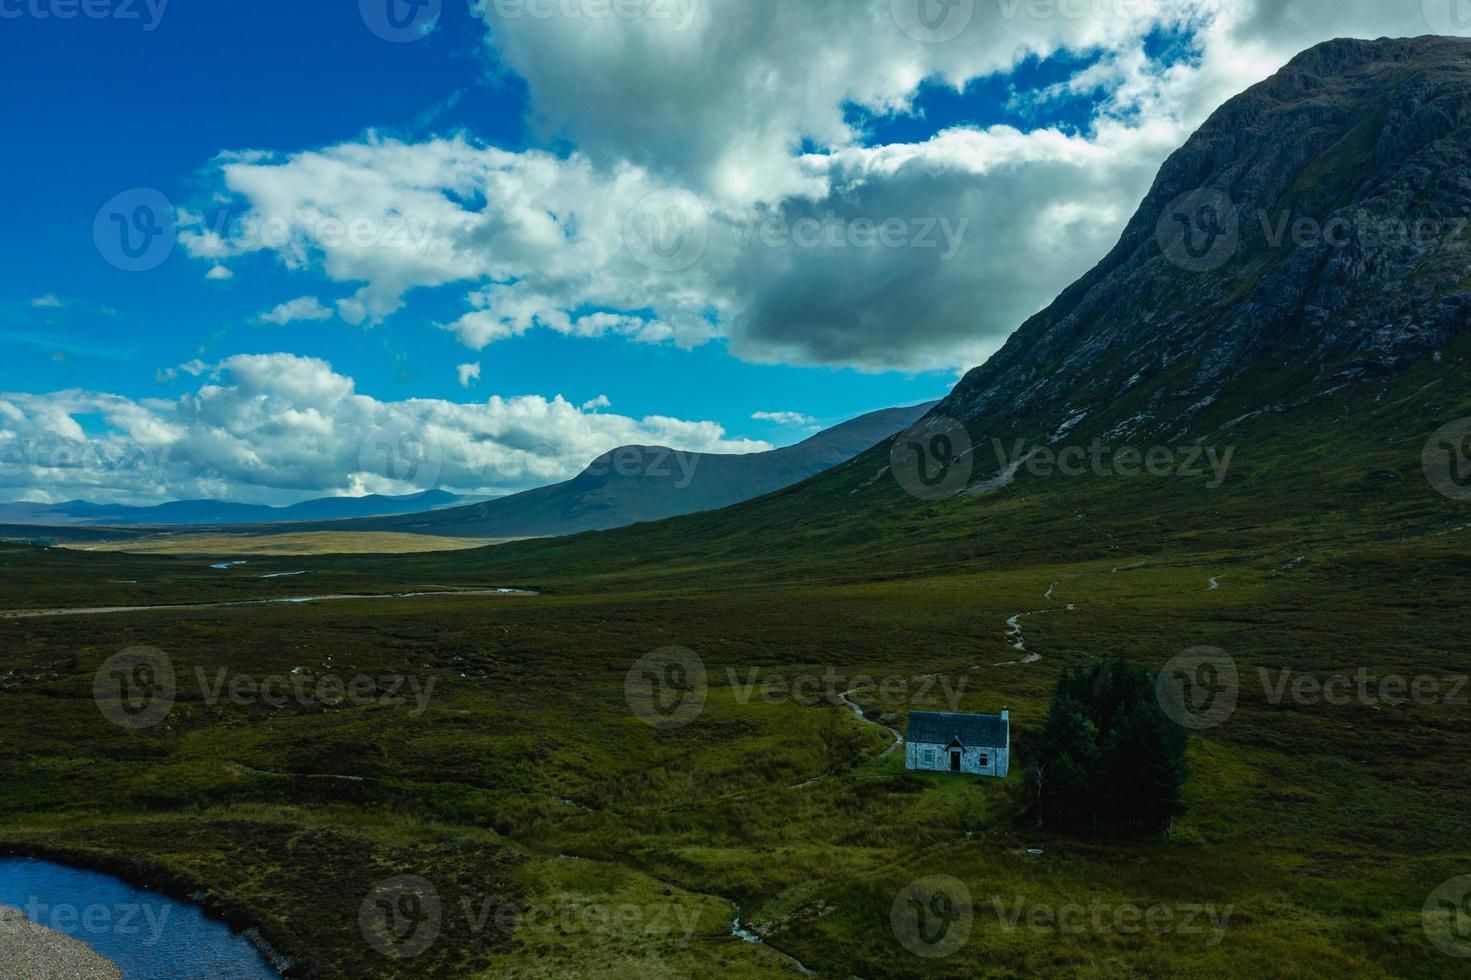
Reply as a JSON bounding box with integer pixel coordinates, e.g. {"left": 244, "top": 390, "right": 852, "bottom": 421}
{"left": 1027, "top": 660, "right": 1189, "bottom": 834}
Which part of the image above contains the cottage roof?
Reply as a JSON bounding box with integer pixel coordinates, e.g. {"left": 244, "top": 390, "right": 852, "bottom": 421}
{"left": 906, "top": 710, "right": 1007, "bottom": 748}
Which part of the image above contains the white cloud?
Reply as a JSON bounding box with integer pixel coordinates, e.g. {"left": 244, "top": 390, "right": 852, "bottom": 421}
{"left": 752, "top": 411, "right": 816, "bottom": 426}
{"left": 205, "top": 265, "right": 234, "bottom": 281}
{"left": 178, "top": 1, "right": 1468, "bottom": 373}
{"left": 457, "top": 362, "right": 481, "bottom": 388}
{"left": 257, "top": 296, "right": 335, "bottom": 326}
{"left": 0, "top": 354, "right": 770, "bottom": 504}
{"left": 154, "top": 360, "right": 209, "bottom": 385}
{"left": 30, "top": 294, "right": 65, "bottom": 309}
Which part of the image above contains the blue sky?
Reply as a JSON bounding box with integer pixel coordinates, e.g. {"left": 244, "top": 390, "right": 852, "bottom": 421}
{"left": 2, "top": 2, "right": 965, "bottom": 434}
{"left": 0, "top": 0, "right": 1444, "bottom": 504}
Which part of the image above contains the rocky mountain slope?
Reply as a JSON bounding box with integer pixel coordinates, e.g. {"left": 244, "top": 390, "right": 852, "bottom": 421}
{"left": 937, "top": 36, "right": 1471, "bottom": 450}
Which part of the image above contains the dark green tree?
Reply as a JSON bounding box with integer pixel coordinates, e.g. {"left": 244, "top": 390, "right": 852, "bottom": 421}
{"left": 1029, "top": 660, "right": 1189, "bottom": 834}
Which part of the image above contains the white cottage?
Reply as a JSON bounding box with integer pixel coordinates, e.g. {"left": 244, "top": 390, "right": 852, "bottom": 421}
{"left": 904, "top": 709, "right": 1010, "bottom": 778}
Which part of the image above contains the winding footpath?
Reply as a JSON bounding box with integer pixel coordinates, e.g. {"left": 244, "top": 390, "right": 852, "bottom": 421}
{"left": 993, "top": 582, "right": 1076, "bottom": 667}
{"left": 836, "top": 689, "right": 905, "bottom": 759}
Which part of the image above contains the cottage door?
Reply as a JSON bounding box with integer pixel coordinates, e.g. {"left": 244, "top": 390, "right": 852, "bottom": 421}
{"left": 950, "top": 749, "right": 962, "bottom": 772}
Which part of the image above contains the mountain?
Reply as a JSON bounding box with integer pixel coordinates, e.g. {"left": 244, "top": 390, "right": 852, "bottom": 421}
{"left": 323, "top": 402, "right": 937, "bottom": 538}
{"left": 0, "top": 489, "right": 473, "bottom": 527}
{"left": 939, "top": 35, "right": 1471, "bottom": 442}
{"left": 436, "top": 36, "right": 1471, "bottom": 591}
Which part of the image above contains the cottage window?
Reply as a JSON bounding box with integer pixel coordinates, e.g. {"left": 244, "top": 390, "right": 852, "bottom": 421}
{"left": 922, "top": 748, "right": 934, "bottom": 765}
{"left": 979, "top": 755, "right": 989, "bottom": 767}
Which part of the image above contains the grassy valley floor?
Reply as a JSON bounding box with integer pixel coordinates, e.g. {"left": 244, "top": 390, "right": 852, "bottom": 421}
{"left": 2, "top": 527, "right": 1468, "bottom": 977}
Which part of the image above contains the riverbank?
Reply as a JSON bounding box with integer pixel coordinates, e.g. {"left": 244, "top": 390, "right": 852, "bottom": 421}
{"left": 0, "top": 905, "right": 121, "bottom": 979}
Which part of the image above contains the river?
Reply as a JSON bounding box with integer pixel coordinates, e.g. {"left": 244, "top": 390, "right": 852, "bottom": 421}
{"left": 0, "top": 857, "right": 280, "bottom": 979}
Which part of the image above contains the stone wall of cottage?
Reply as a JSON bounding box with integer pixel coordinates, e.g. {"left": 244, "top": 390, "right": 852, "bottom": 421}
{"left": 905, "top": 741, "right": 1008, "bottom": 778}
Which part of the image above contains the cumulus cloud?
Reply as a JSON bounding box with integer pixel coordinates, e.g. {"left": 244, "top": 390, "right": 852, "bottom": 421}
{"left": 177, "top": 1, "right": 1467, "bottom": 374}
{"left": 205, "top": 265, "right": 234, "bottom": 281}
{"left": 0, "top": 354, "right": 769, "bottom": 505}
{"left": 257, "top": 296, "right": 335, "bottom": 326}
{"left": 155, "top": 360, "right": 210, "bottom": 384}
{"left": 457, "top": 362, "right": 481, "bottom": 387}
{"left": 752, "top": 411, "right": 816, "bottom": 426}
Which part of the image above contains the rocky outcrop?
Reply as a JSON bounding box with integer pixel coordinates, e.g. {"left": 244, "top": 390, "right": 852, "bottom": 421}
{"left": 938, "top": 37, "right": 1471, "bottom": 441}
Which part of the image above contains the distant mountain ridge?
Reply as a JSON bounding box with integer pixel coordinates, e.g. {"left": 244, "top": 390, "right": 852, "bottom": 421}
{"left": 316, "top": 402, "right": 938, "bottom": 538}
{"left": 0, "top": 489, "right": 473, "bottom": 527}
